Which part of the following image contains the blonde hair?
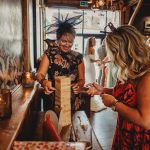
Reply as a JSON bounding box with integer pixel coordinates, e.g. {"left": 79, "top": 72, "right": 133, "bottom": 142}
{"left": 105, "top": 25, "right": 150, "bottom": 82}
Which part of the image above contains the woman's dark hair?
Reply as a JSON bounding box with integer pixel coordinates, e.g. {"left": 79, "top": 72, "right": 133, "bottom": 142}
{"left": 46, "top": 14, "right": 82, "bottom": 40}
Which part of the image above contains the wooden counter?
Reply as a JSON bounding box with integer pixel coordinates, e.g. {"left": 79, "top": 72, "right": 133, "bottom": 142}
{"left": 0, "top": 83, "right": 38, "bottom": 150}
{"left": 0, "top": 83, "right": 102, "bottom": 150}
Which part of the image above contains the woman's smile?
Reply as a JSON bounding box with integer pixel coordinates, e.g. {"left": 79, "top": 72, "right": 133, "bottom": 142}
{"left": 58, "top": 34, "right": 74, "bottom": 52}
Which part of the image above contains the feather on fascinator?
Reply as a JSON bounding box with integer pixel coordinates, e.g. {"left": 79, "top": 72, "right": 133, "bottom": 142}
{"left": 45, "top": 14, "right": 83, "bottom": 39}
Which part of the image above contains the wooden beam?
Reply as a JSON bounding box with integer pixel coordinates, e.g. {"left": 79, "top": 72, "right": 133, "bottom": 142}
{"left": 128, "top": 0, "right": 143, "bottom": 25}
{"left": 44, "top": 0, "right": 81, "bottom": 7}
{"left": 22, "top": 0, "right": 31, "bottom": 72}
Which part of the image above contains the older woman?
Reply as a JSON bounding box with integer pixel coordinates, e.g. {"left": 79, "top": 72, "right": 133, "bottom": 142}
{"left": 36, "top": 15, "right": 85, "bottom": 111}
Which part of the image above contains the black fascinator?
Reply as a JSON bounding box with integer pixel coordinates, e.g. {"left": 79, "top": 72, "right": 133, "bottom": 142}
{"left": 45, "top": 14, "right": 83, "bottom": 39}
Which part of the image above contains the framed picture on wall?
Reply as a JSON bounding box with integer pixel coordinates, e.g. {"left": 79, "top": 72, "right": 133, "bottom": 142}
{"left": 83, "top": 10, "right": 107, "bottom": 34}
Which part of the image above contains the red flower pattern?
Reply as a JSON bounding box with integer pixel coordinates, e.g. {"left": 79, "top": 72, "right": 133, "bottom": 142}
{"left": 112, "top": 80, "right": 150, "bottom": 150}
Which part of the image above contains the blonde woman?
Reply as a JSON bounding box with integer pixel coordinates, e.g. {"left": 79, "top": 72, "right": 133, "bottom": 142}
{"left": 87, "top": 25, "right": 150, "bottom": 149}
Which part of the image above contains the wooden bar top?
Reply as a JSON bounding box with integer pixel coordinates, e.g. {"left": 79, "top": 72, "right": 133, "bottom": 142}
{"left": 0, "top": 83, "right": 102, "bottom": 150}
{"left": 0, "top": 83, "right": 38, "bottom": 150}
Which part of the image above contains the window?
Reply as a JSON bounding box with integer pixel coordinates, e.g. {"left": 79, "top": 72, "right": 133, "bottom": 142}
{"left": 34, "top": 7, "right": 121, "bottom": 67}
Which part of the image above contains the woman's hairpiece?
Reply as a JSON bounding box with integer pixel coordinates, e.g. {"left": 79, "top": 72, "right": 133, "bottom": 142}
{"left": 106, "top": 22, "right": 116, "bottom": 32}
{"left": 100, "top": 22, "right": 116, "bottom": 34}
{"left": 45, "top": 14, "right": 83, "bottom": 34}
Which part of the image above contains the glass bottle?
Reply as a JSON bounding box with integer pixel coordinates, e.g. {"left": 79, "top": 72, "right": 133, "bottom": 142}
{"left": 0, "top": 89, "right": 12, "bottom": 120}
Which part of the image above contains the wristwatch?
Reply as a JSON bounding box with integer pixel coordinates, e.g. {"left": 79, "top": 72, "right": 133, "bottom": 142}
{"left": 111, "top": 100, "right": 120, "bottom": 111}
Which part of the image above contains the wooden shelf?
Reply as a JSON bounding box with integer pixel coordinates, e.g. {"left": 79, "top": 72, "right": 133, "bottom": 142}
{"left": 0, "top": 83, "right": 38, "bottom": 150}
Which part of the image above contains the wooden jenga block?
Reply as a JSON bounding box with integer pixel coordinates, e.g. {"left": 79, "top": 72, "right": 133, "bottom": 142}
{"left": 55, "top": 76, "right": 71, "bottom": 109}
{"left": 59, "top": 108, "right": 71, "bottom": 127}
{"left": 55, "top": 76, "right": 71, "bottom": 128}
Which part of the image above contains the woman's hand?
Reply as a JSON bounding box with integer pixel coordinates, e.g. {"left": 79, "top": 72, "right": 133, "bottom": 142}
{"left": 101, "top": 94, "right": 116, "bottom": 107}
{"left": 71, "top": 83, "right": 80, "bottom": 94}
{"left": 95, "top": 59, "right": 102, "bottom": 65}
{"left": 86, "top": 82, "right": 104, "bottom": 96}
{"left": 43, "top": 80, "right": 56, "bottom": 95}
{"left": 96, "top": 56, "right": 111, "bottom": 67}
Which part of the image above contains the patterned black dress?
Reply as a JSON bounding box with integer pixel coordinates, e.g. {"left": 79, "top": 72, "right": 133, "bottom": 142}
{"left": 112, "top": 80, "right": 150, "bottom": 150}
{"left": 44, "top": 46, "right": 83, "bottom": 110}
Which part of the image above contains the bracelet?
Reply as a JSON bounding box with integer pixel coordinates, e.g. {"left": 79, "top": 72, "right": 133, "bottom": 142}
{"left": 111, "top": 100, "right": 120, "bottom": 111}
{"left": 39, "top": 78, "right": 46, "bottom": 86}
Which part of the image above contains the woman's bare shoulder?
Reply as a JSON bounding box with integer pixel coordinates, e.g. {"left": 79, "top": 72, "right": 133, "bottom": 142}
{"left": 137, "top": 72, "right": 150, "bottom": 92}
{"left": 141, "top": 72, "right": 150, "bottom": 80}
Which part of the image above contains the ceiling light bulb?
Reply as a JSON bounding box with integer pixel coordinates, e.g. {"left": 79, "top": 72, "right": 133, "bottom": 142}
{"left": 88, "top": 0, "right": 93, "bottom": 4}
{"left": 99, "top": 0, "right": 105, "bottom": 6}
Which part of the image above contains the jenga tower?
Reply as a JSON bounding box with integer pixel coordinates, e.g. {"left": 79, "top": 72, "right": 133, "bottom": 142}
{"left": 55, "top": 76, "right": 71, "bottom": 127}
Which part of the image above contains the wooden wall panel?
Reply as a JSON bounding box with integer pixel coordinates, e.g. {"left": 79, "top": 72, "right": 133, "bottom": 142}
{"left": 44, "top": 0, "right": 81, "bottom": 7}
{"left": 22, "top": 0, "right": 30, "bottom": 72}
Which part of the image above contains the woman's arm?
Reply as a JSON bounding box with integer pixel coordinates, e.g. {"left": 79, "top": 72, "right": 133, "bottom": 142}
{"left": 71, "top": 59, "right": 85, "bottom": 94}
{"left": 121, "top": 73, "right": 150, "bottom": 130}
{"left": 78, "top": 59, "right": 85, "bottom": 87}
{"left": 36, "top": 54, "right": 55, "bottom": 94}
{"left": 136, "top": 73, "right": 150, "bottom": 129}
{"left": 103, "top": 87, "right": 113, "bottom": 95}
{"left": 36, "top": 54, "right": 49, "bottom": 82}
{"left": 102, "top": 73, "right": 150, "bottom": 130}
{"left": 86, "top": 82, "right": 113, "bottom": 96}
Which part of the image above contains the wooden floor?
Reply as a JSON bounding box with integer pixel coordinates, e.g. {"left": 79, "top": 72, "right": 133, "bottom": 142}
{"left": 90, "top": 108, "right": 117, "bottom": 150}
